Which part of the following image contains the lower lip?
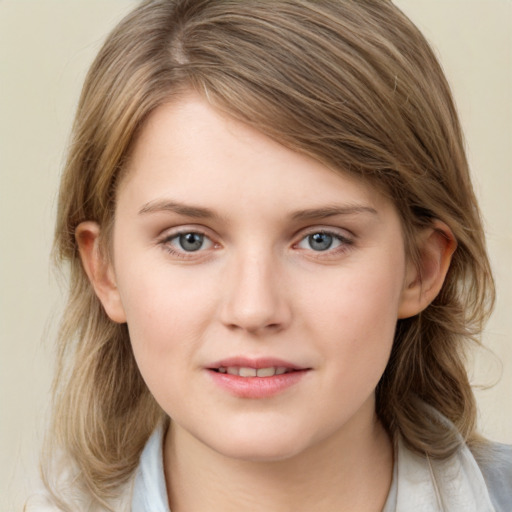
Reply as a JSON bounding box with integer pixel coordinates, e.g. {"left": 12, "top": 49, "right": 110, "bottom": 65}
{"left": 207, "top": 370, "right": 308, "bottom": 399}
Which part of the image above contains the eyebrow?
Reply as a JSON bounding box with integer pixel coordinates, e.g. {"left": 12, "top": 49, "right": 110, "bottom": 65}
{"left": 291, "top": 205, "right": 378, "bottom": 221}
{"left": 138, "top": 199, "right": 378, "bottom": 220}
{"left": 138, "top": 199, "right": 219, "bottom": 219}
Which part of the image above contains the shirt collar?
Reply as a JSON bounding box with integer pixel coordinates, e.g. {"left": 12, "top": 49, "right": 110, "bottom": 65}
{"left": 131, "top": 422, "right": 171, "bottom": 512}
{"left": 131, "top": 424, "right": 495, "bottom": 512}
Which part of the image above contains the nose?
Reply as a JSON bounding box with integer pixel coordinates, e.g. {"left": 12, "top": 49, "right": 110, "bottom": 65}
{"left": 219, "top": 249, "right": 292, "bottom": 335}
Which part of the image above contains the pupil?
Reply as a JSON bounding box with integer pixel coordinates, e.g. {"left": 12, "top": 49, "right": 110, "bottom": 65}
{"left": 179, "top": 233, "right": 203, "bottom": 251}
{"left": 309, "top": 233, "right": 333, "bottom": 251}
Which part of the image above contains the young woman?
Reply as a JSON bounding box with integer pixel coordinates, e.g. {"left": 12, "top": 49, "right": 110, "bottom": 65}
{"left": 31, "top": 0, "right": 511, "bottom": 510}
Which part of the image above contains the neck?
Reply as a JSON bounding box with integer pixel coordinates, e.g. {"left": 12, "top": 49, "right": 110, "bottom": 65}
{"left": 164, "top": 405, "right": 393, "bottom": 512}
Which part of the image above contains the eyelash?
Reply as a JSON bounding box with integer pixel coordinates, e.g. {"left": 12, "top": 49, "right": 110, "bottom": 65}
{"left": 158, "top": 227, "right": 354, "bottom": 260}
{"left": 159, "top": 229, "right": 216, "bottom": 260}
{"left": 294, "top": 229, "right": 354, "bottom": 257}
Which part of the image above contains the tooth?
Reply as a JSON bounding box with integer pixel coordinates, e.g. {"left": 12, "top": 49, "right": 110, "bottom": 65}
{"left": 275, "top": 367, "right": 287, "bottom": 375}
{"left": 239, "top": 367, "right": 257, "bottom": 377}
{"left": 256, "top": 367, "right": 276, "bottom": 377}
{"left": 218, "top": 367, "right": 227, "bottom": 373}
{"left": 227, "top": 367, "right": 239, "bottom": 375}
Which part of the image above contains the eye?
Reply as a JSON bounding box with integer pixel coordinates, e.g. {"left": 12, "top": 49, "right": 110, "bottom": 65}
{"left": 163, "top": 231, "right": 214, "bottom": 254}
{"left": 304, "top": 232, "right": 335, "bottom": 251}
{"left": 296, "top": 230, "right": 351, "bottom": 252}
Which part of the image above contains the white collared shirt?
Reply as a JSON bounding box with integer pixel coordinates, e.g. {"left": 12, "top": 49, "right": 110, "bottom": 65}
{"left": 131, "top": 424, "right": 511, "bottom": 512}
{"left": 27, "top": 422, "right": 512, "bottom": 511}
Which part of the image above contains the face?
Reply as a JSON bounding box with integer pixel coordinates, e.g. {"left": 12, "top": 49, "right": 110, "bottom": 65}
{"left": 104, "top": 95, "right": 413, "bottom": 461}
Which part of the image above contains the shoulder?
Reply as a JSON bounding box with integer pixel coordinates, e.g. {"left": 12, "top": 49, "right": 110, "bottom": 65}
{"left": 394, "top": 435, "right": 509, "bottom": 511}
{"left": 473, "top": 441, "right": 512, "bottom": 512}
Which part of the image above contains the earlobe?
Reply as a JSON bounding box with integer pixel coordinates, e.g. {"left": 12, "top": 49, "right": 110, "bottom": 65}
{"left": 75, "top": 221, "right": 127, "bottom": 323}
{"left": 398, "top": 220, "right": 457, "bottom": 319}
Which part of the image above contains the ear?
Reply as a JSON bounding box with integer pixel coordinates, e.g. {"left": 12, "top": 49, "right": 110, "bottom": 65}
{"left": 75, "top": 221, "right": 127, "bottom": 323}
{"left": 398, "top": 220, "right": 457, "bottom": 319}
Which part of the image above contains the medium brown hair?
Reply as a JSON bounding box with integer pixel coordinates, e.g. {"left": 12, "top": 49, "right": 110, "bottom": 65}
{"left": 48, "top": 0, "right": 494, "bottom": 508}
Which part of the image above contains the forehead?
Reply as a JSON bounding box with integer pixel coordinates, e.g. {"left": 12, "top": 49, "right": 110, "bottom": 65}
{"left": 117, "top": 95, "right": 398, "bottom": 226}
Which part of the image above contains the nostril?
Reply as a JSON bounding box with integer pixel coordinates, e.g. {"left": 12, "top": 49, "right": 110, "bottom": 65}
{"left": 223, "top": 321, "right": 282, "bottom": 333}
{"left": 218, "top": 277, "right": 292, "bottom": 333}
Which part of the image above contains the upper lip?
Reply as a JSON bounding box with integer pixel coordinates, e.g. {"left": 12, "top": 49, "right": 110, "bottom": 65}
{"left": 207, "top": 357, "right": 308, "bottom": 371}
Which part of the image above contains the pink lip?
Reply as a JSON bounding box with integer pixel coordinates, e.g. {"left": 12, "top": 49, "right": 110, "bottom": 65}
{"left": 206, "top": 357, "right": 310, "bottom": 399}
{"left": 208, "top": 356, "right": 305, "bottom": 371}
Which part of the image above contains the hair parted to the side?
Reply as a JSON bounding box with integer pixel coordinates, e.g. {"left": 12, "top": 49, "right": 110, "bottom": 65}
{"left": 47, "top": 0, "right": 495, "bottom": 508}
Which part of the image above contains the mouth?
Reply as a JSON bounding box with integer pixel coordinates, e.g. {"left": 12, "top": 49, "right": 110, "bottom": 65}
{"left": 207, "top": 357, "right": 308, "bottom": 377}
{"left": 210, "top": 366, "right": 296, "bottom": 377}
{"left": 206, "top": 358, "right": 310, "bottom": 398}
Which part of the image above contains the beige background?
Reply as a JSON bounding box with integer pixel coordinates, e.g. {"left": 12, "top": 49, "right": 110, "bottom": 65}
{"left": 1, "top": 1, "right": 510, "bottom": 510}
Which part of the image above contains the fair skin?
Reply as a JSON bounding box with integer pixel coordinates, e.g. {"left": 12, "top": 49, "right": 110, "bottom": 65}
{"left": 77, "top": 95, "right": 455, "bottom": 511}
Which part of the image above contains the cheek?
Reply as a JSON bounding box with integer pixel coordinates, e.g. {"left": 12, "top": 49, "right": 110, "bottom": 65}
{"left": 310, "top": 257, "right": 405, "bottom": 387}
{"left": 308, "top": 252, "right": 404, "bottom": 332}
{"left": 114, "top": 259, "right": 218, "bottom": 379}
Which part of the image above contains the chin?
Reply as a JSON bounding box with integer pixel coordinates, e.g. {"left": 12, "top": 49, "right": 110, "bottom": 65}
{"left": 204, "top": 428, "right": 313, "bottom": 463}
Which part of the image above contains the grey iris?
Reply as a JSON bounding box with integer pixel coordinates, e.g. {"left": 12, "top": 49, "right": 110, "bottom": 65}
{"left": 179, "top": 233, "right": 204, "bottom": 251}
{"left": 308, "top": 233, "right": 333, "bottom": 251}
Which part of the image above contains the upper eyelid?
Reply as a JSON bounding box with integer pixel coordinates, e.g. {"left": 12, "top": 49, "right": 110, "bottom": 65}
{"left": 159, "top": 225, "right": 215, "bottom": 240}
{"left": 294, "top": 225, "right": 355, "bottom": 241}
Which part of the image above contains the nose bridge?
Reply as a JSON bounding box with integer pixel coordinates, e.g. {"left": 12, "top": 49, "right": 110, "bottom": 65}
{"left": 220, "top": 244, "right": 290, "bottom": 333}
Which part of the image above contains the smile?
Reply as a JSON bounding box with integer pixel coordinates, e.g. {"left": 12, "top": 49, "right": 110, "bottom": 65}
{"left": 215, "top": 366, "right": 293, "bottom": 377}
{"left": 206, "top": 358, "right": 310, "bottom": 398}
